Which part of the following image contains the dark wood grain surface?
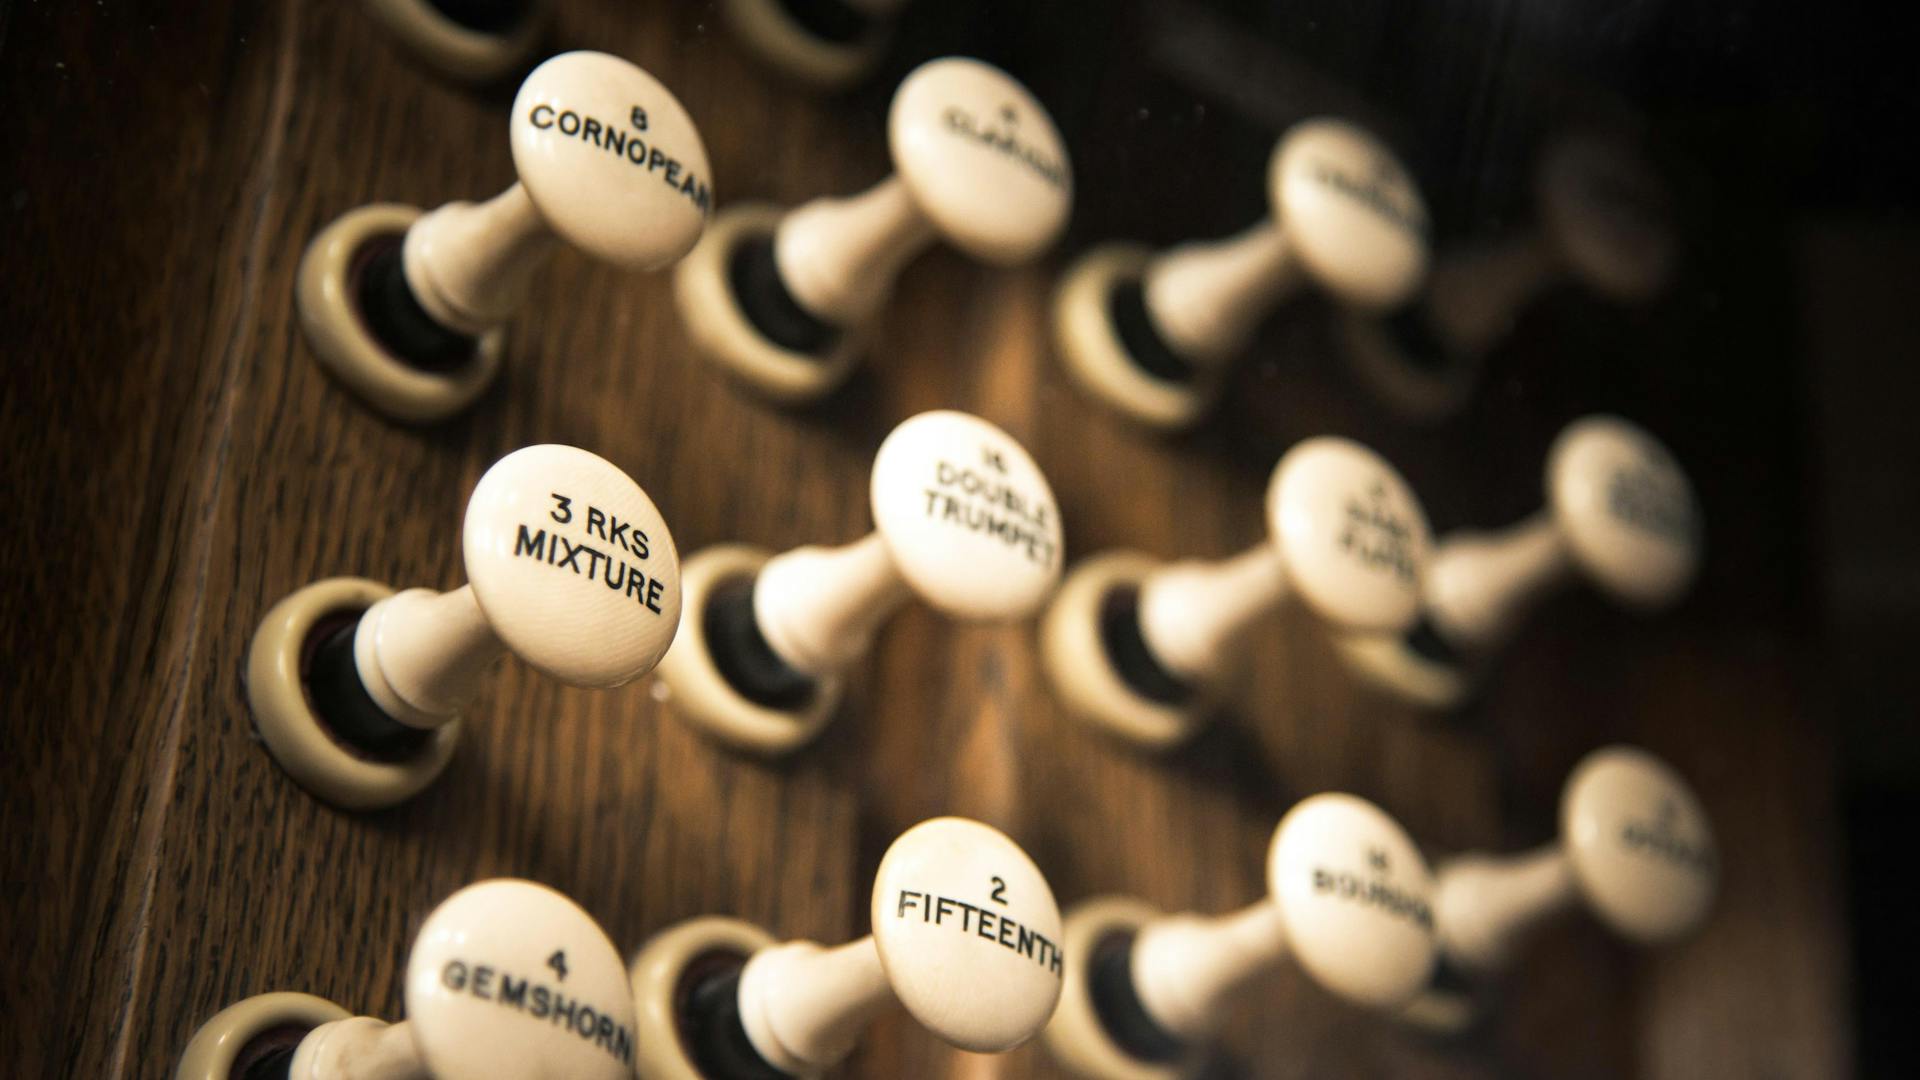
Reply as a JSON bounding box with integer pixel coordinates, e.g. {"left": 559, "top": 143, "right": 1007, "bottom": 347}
{"left": 1, "top": 1, "right": 1849, "bottom": 1077}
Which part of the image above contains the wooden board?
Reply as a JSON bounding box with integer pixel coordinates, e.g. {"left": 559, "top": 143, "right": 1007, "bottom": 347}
{"left": 0, "top": 1, "right": 1850, "bottom": 1077}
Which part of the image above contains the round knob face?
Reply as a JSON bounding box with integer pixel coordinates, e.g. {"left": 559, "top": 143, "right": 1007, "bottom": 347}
{"left": 888, "top": 57, "right": 1072, "bottom": 265}
{"left": 405, "top": 880, "right": 638, "bottom": 1080}
{"left": 1266, "top": 437, "right": 1431, "bottom": 633}
{"left": 1546, "top": 415, "right": 1700, "bottom": 608}
{"left": 1535, "top": 134, "right": 1676, "bottom": 301}
{"left": 463, "top": 444, "right": 681, "bottom": 686}
{"left": 1561, "top": 746, "right": 1718, "bottom": 944}
{"left": 510, "top": 51, "right": 711, "bottom": 269}
{"left": 1267, "top": 793, "right": 1438, "bottom": 1009}
{"left": 871, "top": 817, "right": 1064, "bottom": 1053}
{"left": 1269, "top": 119, "right": 1431, "bottom": 310}
{"left": 869, "top": 410, "right": 1063, "bottom": 619}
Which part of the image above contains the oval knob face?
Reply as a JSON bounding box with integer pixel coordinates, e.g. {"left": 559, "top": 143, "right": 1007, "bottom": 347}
{"left": 510, "top": 51, "right": 711, "bottom": 269}
{"left": 1267, "top": 437, "right": 1430, "bottom": 633}
{"left": 1561, "top": 746, "right": 1718, "bottom": 944}
{"left": 869, "top": 410, "right": 1063, "bottom": 619}
{"left": 1546, "top": 415, "right": 1700, "bottom": 608}
{"left": 889, "top": 57, "right": 1072, "bottom": 264}
{"left": 1268, "top": 793, "right": 1438, "bottom": 1009}
{"left": 405, "top": 880, "right": 638, "bottom": 1080}
{"left": 1269, "top": 119, "right": 1430, "bottom": 310}
{"left": 463, "top": 444, "right": 681, "bottom": 686}
{"left": 871, "top": 817, "right": 1064, "bottom": 1053}
{"left": 1535, "top": 134, "right": 1676, "bottom": 301}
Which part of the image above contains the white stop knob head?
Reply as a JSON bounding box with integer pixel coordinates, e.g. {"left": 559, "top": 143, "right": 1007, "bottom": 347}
{"left": 463, "top": 444, "right": 681, "bottom": 686}
{"left": 1266, "top": 437, "right": 1431, "bottom": 633}
{"left": 872, "top": 817, "right": 1064, "bottom": 1053}
{"left": 1545, "top": 415, "right": 1700, "bottom": 608}
{"left": 888, "top": 57, "right": 1073, "bottom": 265}
{"left": 1267, "top": 793, "right": 1437, "bottom": 1009}
{"left": 405, "top": 880, "right": 638, "bottom": 1080}
{"left": 1561, "top": 746, "right": 1718, "bottom": 945}
{"left": 1269, "top": 119, "right": 1431, "bottom": 310}
{"left": 510, "top": 51, "right": 711, "bottom": 269}
{"left": 1534, "top": 134, "right": 1676, "bottom": 301}
{"left": 869, "top": 410, "right": 1063, "bottom": 619}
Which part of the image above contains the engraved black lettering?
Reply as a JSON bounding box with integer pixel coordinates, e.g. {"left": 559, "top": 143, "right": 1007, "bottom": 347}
{"left": 586, "top": 505, "right": 608, "bottom": 541}
{"left": 515, "top": 526, "right": 547, "bottom": 561}
{"left": 443, "top": 960, "right": 468, "bottom": 991}
{"left": 499, "top": 974, "right": 527, "bottom": 1008}
{"left": 550, "top": 493, "right": 573, "bottom": 524}
{"left": 531, "top": 104, "right": 555, "bottom": 129}
{"left": 583, "top": 116, "right": 603, "bottom": 146}
{"left": 558, "top": 110, "right": 581, "bottom": 136}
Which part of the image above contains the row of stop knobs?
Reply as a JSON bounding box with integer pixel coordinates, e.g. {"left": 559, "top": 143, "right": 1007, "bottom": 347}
{"left": 246, "top": 405, "right": 1698, "bottom": 806}
{"left": 182, "top": 749, "right": 1715, "bottom": 1079}
{"left": 296, "top": 49, "right": 1669, "bottom": 429}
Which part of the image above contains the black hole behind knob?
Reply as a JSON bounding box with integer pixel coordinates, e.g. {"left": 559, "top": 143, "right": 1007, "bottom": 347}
{"left": 1400, "top": 614, "right": 1465, "bottom": 666}
{"left": 677, "top": 952, "right": 794, "bottom": 1080}
{"left": 1108, "top": 278, "right": 1202, "bottom": 385}
{"left": 425, "top": 0, "right": 535, "bottom": 35}
{"left": 229, "top": 1022, "right": 314, "bottom": 1080}
{"left": 1376, "top": 302, "right": 1460, "bottom": 375}
{"left": 1098, "top": 585, "right": 1196, "bottom": 706}
{"left": 727, "top": 235, "right": 843, "bottom": 357}
{"left": 303, "top": 614, "right": 434, "bottom": 759}
{"left": 705, "top": 576, "right": 819, "bottom": 712}
{"left": 774, "top": 0, "right": 874, "bottom": 44}
{"left": 1087, "top": 931, "right": 1190, "bottom": 1065}
{"left": 353, "top": 237, "right": 480, "bottom": 375}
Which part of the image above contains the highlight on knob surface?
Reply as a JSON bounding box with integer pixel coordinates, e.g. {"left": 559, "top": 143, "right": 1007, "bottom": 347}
{"left": 1040, "top": 435, "right": 1431, "bottom": 749}
{"left": 652, "top": 410, "right": 1062, "bottom": 755}
{"left": 245, "top": 444, "right": 680, "bottom": 809}
{"left": 362, "top": 0, "right": 547, "bottom": 83}
{"left": 295, "top": 50, "right": 710, "bottom": 422}
{"left": 1340, "top": 130, "right": 1678, "bottom": 422}
{"left": 1053, "top": 118, "right": 1430, "bottom": 430}
{"left": 1399, "top": 745, "right": 1717, "bottom": 1033}
{"left": 721, "top": 0, "right": 910, "bottom": 89}
{"left": 1043, "top": 794, "right": 1437, "bottom": 1079}
{"left": 674, "top": 56, "right": 1071, "bottom": 403}
{"left": 177, "top": 879, "right": 636, "bottom": 1080}
{"left": 1335, "top": 414, "right": 1700, "bottom": 710}
{"left": 630, "top": 816, "right": 1063, "bottom": 1078}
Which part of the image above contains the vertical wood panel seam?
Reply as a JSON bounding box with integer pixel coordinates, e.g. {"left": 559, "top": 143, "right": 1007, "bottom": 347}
{"left": 102, "top": 10, "right": 300, "bottom": 1076}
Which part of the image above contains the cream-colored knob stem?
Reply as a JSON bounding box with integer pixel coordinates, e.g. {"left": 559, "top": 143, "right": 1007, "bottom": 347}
{"left": 1131, "top": 901, "right": 1289, "bottom": 1039}
{"left": 1138, "top": 543, "right": 1289, "bottom": 681}
{"left": 1432, "top": 846, "right": 1576, "bottom": 973}
{"left": 354, "top": 585, "right": 503, "bottom": 728}
{"left": 1424, "top": 514, "right": 1570, "bottom": 650}
{"left": 402, "top": 183, "right": 555, "bottom": 335}
{"left": 738, "top": 938, "right": 892, "bottom": 1076}
{"left": 1143, "top": 222, "right": 1301, "bottom": 364}
{"left": 775, "top": 175, "right": 939, "bottom": 325}
{"left": 1424, "top": 233, "right": 1560, "bottom": 355}
{"left": 287, "top": 1016, "right": 426, "bottom": 1080}
{"left": 754, "top": 532, "right": 913, "bottom": 678}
